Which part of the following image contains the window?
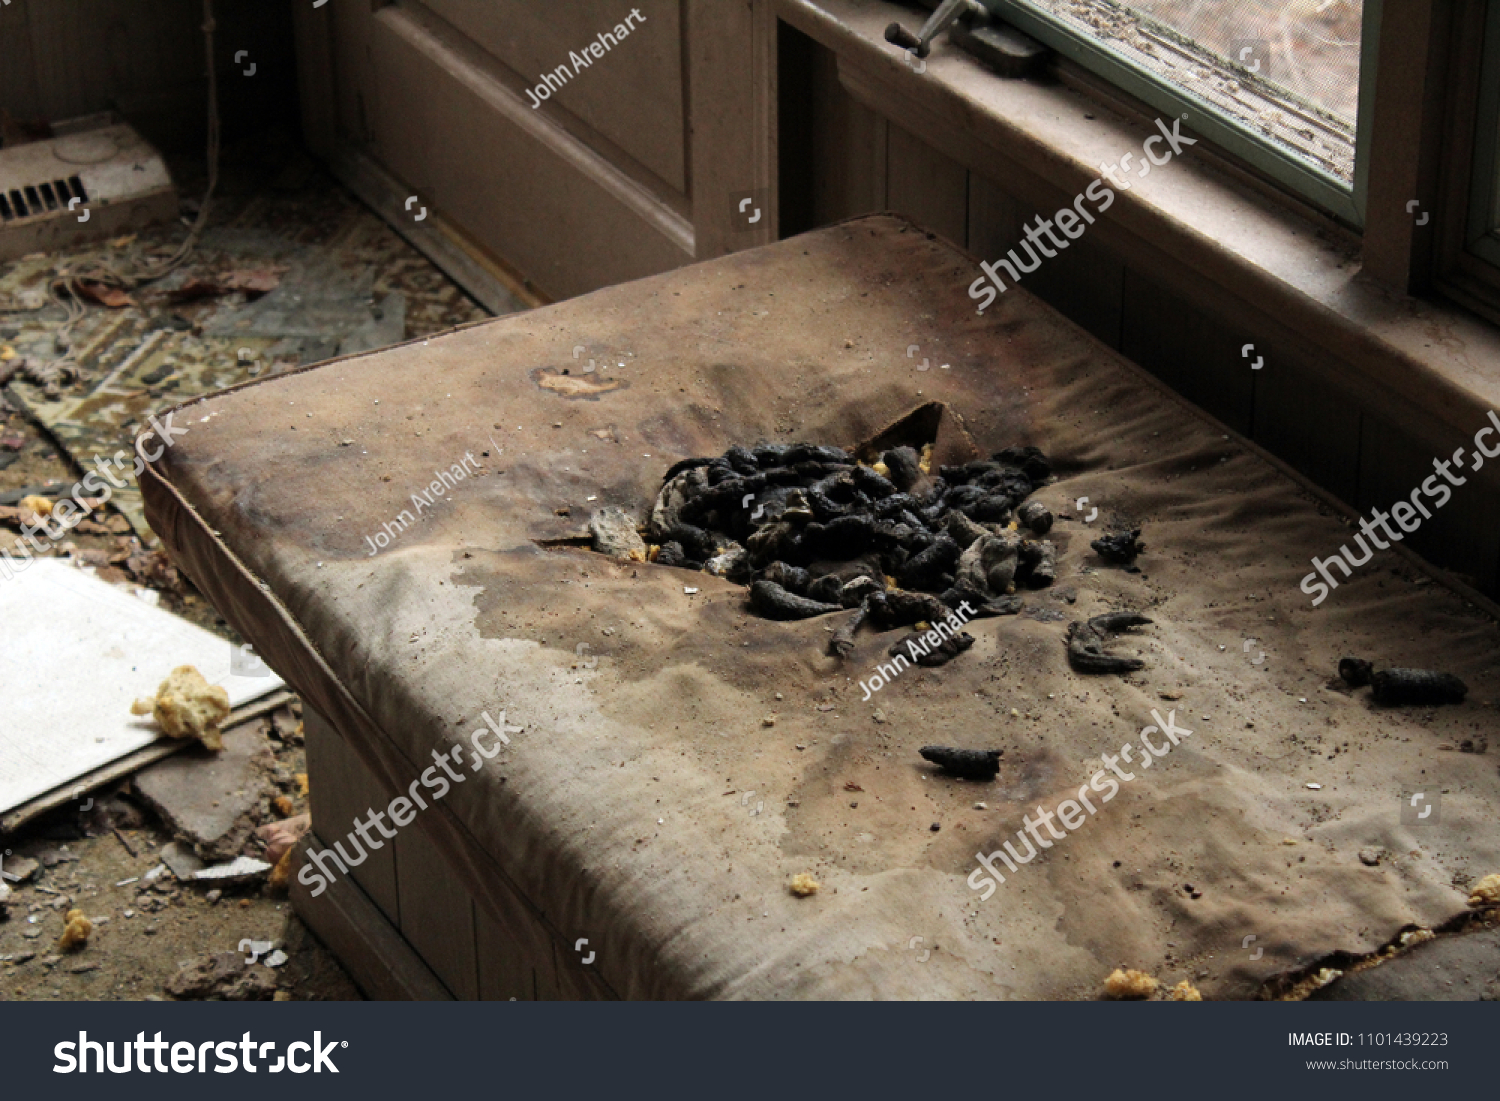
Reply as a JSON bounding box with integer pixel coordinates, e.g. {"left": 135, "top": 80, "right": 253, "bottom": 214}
{"left": 979, "top": 0, "right": 1379, "bottom": 225}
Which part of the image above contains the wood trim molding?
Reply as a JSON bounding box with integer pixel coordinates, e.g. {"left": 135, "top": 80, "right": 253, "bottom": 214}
{"left": 686, "top": 0, "right": 777, "bottom": 258}
{"left": 324, "top": 141, "right": 543, "bottom": 313}
{"left": 1361, "top": 0, "right": 1447, "bottom": 291}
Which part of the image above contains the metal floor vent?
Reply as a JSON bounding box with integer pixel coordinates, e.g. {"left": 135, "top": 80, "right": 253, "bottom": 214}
{"left": 0, "top": 115, "right": 176, "bottom": 262}
{"left": 0, "top": 175, "right": 89, "bottom": 222}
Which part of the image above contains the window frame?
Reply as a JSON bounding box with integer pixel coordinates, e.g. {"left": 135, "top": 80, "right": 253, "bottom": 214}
{"left": 1436, "top": 0, "right": 1500, "bottom": 326}
{"left": 977, "top": 0, "right": 1382, "bottom": 228}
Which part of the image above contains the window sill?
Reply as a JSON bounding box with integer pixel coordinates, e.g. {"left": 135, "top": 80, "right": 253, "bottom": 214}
{"left": 779, "top": 0, "right": 1500, "bottom": 448}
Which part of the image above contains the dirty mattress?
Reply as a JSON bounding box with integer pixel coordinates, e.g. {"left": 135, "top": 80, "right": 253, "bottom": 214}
{"left": 140, "top": 215, "right": 1500, "bottom": 999}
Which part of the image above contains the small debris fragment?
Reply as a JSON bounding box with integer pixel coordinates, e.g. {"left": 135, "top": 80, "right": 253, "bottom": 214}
{"left": 256, "top": 813, "right": 311, "bottom": 864}
{"left": 1358, "top": 848, "right": 1382, "bottom": 867}
{"left": 1338, "top": 658, "right": 1467, "bottom": 705}
{"left": 164, "top": 952, "right": 276, "bottom": 1001}
{"left": 789, "top": 873, "right": 820, "bottom": 897}
{"left": 1469, "top": 873, "right": 1500, "bottom": 907}
{"left": 1091, "top": 529, "right": 1144, "bottom": 565}
{"left": 919, "top": 745, "right": 1002, "bottom": 781}
{"left": 57, "top": 909, "right": 92, "bottom": 951}
{"left": 1103, "top": 968, "right": 1158, "bottom": 999}
{"left": 193, "top": 856, "right": 273, "bottom": 885}
{"left": 160, "top": 841, "right": 205, "bottom": 880}
{"left": 130, "top": 665, "right": 232, "bottom": 751}
{"left": 1306, "top": 783, "right": 1322, "bottom": 790}
{"left": 1017, "top": 500, "right": 1053, "bottom": 535}
{"left": 267, "top": 849, "right": 295, "bottom": 895}
{"left": 889, "top": 629, "right": 974, "bottom": 667}
{"left": 2, "top": 855, "right": 39, "bottom": 883}
{"left": 1067, "top": 612, "right": 1152, "bottom": 674}
{"left": 1337, "top": 657, "right": 1374, "bottom": 688}
{"left": 262, "top": 949, "right": 289, "bottom": 969}
{"left": 587, "top": 506, "right": 647, "bottom": 561}
{"left": 1372, "top": 668, "right": 1468, "bottom": 706}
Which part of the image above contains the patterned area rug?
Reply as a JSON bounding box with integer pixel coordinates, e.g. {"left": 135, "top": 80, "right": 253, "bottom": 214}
{"left": 0, "top": 139, "right": 500, "bottom": 537}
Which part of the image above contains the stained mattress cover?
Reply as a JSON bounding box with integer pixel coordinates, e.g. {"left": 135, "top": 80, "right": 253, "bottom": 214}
{"left": 140, "top": 215, "right": 1500, "bottom": 999}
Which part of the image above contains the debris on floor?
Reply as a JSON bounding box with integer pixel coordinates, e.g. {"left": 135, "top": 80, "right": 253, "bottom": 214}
{"left": 1090, "top": 529, "right": 1145, "bottom": 566}
{"left": 164, "top": 951, "right": 277, "bottom": 1002}
{"left": 0, "top": 134, "right": 486, "bottom": 1003}
{"left": 256, "top": 813, "right": 311, "bottom": 865}
{"left": 57, "top": 908, "right": 93, "bottom": 951}
{"left": 1338, "top": 657, "right": 1469, "bottom": 705}
{"left": 1103, "top": 967, "right": 1159, "bottom": 999}
{"left": 131, "top": 665, "right": 232, "bottom": 751}
{"left": 133, "top": 717, "right": 278, "bottom": 862}
{"left": 0, "top": 559, "right": 286, "bottom": 825}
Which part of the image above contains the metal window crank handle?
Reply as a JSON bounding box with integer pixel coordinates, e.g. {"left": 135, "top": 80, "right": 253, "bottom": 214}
{"left": 885, "top": 0, "right": 987, "bottom": 58}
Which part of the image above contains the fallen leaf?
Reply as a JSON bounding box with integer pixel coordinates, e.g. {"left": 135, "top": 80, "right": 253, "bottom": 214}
{"left": 77, "top": 281, "right": 135, "bottom": 309}
{"left": 220, "top": 268, "right": 283, "bottom": 298}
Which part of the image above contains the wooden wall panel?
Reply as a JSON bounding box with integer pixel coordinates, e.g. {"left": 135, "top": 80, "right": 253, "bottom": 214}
{"left": 777, "top": 21, "right": 884, "bottom": 237}
{"left": 689, "top": 0, "right": 774, "bottom": 258}
{"left": 1356, "top": 415, "right": 1500, "bottom": 595}
{"left": 885, "top": 122, "right": 967, "bottom": 248}
{"left": 362, "top": 4, "right": 693, "bottom": 301}
{"left": 395, "top": 822, "right": 479, "bottom": 1001}
{"left": 17, "top": 0, "right": 201, "bottom": 125}
{"left": 0, "top": 0, "right": 43, "bottom": 123}
{"left": 1120, "top": 269, "right": 1256, "bottom": 437}
{"left": 303, "top": 708, "right": 400, "bottom": 925}
{"left": 1253, "top": 355, "right": 1362, "bottom": 504}
{"left": 1, "top": 0, "right": 298, "bottom": 151}
{"left": 419, "top": 0, "right": 686, "bottom": 195}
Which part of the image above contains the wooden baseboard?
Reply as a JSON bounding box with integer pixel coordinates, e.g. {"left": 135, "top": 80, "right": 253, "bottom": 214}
{"left": 323, "top": 142, "right": 542, "bottom": 317}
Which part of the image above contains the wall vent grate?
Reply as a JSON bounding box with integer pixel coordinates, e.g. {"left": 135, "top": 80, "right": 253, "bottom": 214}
{"left": 0, "top": 176, "right": 88, "bottom": 223}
